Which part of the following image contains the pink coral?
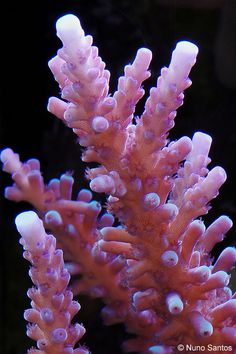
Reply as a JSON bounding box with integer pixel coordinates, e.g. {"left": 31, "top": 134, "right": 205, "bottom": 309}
{"left": 15, "top": 211, "right": 88, "bottom": 354}
{"left": 1, "top": 13, "right": 236, "bottom": 354}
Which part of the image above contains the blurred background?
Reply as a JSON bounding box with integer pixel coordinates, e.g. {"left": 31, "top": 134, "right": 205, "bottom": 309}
{"left": 1, "top": 0, "right": 236, "bottom": 353}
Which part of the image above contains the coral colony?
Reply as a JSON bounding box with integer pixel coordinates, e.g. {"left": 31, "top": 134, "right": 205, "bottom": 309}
{"left": 1, "top": 13, "right": 236, "bottom": 354}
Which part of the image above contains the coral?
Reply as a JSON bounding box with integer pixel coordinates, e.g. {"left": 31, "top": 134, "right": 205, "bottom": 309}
{"left": 15, "top": 211, "right": 87, "bottom": 354}
{"left": 1, "top": 12, "right": 236, "bottom": 354}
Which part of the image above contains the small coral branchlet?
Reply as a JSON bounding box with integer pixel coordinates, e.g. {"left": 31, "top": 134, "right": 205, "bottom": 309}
{"left": 15, "top": 211, "right": 88, "bottom": 354}
{"left": 1, "top": 12, "right": 236, "bottom": 354}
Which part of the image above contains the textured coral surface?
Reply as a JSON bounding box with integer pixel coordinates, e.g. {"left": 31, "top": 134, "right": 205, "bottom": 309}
{"left": 1, "top": 10, "right": 236, "bottom": 354}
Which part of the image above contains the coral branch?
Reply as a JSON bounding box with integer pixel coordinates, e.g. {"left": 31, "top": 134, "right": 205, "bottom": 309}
{"left": 15, "top": 211, "right": 88, "bottom": 354}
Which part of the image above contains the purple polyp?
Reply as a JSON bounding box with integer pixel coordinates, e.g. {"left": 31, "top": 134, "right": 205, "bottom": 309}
{"left": 143, "top": 192, "right": 160, "bottom": 211}
{"left": 51, "top": 327, "right": 68, "bottom": 343}
{"left": 161, "top": 250, "right": 178, "bottom": 267}
{"left": 40, "top": 308, "right": 54, "bottom": 323}
{"left": 37, "top": 339, "right": 48, "bottom": 350}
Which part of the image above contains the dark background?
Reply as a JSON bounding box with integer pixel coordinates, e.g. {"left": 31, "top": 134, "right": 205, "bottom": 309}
{"left": 1, "top": 0, "right": 236, "bottom": 353}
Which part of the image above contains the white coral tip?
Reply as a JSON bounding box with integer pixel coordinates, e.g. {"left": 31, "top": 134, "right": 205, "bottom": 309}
{"left": 0, "top": 148, "right": 14, "bottom": 163}
{"left": 15, "top": 211, "right": 45, "bottom": 249}
{"left": 176, "top": 41, "right": 199, "bottom": 58}
{"left": 56, "top": 14, "right": 84, "bottom": 41}
{"left": 171, "top": 41, "right": 199, "bottom": 72}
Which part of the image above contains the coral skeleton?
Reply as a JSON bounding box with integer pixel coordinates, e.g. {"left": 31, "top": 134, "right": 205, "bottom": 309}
{"left": 1, "top": 13, "right": 236, "bottom": 354}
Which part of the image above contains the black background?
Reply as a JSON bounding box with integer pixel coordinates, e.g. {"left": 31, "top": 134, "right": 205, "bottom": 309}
{"left": 1, "top": 1, "right": 236, "bottom": 353}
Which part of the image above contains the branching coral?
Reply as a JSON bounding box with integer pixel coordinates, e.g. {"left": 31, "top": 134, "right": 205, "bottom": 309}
{"left": 15, "top": 211, "right": 87, "bottom": 354}
{"left": 1, "top": 13, "right": 236, "bottom": 354}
